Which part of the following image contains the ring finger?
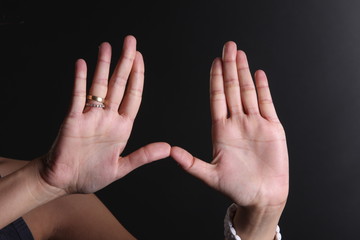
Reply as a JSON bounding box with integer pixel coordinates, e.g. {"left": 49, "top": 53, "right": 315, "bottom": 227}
{"left": 85, "top": 42, "right": 112, "bottom": 110}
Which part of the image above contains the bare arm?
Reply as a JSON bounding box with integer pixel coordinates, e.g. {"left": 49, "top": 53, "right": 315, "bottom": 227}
{"left": 0, "top": 157, "right": 136, "bottom": 240}
{"left": 0, "top": 35, "right": 170, "bottom": 229}
{"left": 0, "top": 156, "right": 62, "bottom": 229}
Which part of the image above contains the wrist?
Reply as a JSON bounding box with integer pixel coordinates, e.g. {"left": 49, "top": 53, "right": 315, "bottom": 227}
{"left": 27, "top": 157, "right": 67, "bottom": 203}
{"left": 229, "top": 203, "right": 284, "bottom": 240}
{"left": 0, "top": 157, "right": 67, "bottom": 228}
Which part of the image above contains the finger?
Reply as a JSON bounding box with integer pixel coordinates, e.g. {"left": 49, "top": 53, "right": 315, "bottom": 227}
{"left": 118, "top": 51, "right": 144, "bottom": 120}
{"left": 210, "top": 57, "right": 227, "bottom": 121}
{"left": 222, "top": 41, "right": 243, "bottom": 116}
{"left": 88, "top": 42, "right": 112, "bottom": 103}
{"left": 69, "top": 59, "right": 87, "bottom": 115}
{"left": 236, "top": 50, "right": 259, "bottom": 115}
{"left": 170, "top": 146, "right": 217, "bottom": 188}
{"left": 254, "top": 70, "right": 279, "bottom": 122}
{"left": 106, "top": 35, "right": 137, "bottom": 111}
{"left": 117, "top": 142, "right": 171, "bottom": 178}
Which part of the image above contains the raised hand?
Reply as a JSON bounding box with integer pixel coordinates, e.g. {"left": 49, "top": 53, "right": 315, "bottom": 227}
{"left": 171, "top": 42, "right": 288, "bottom": 239}
{"left": 41, "top": 35, "right": 170, "bottom": 194}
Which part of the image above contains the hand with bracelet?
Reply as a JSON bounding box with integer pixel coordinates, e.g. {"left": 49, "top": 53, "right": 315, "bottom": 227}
{"left": 0, "top": 36, "right": 287, "bottom": 240}
{"left": 171, "top": 41, "right": 289, "bottom": 240}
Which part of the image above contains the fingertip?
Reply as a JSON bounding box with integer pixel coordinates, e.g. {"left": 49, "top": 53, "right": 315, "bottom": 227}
{"left": 170, "top": 146, "right": 192, "bottom": 165}
{"left": 125, "top": 34, "right": 136, "bottom": 40}
{"left": 236, "top": 50, "right": 250, "bottom": 71}
{"left": 254, "top": 69, "right": 268, "bottom": 82}
{"left": 132, "top": 51, "right": 145, "bottom": 74}
{"left": 170, "top": 146, "right": 194, "bottom": 168}
{"left": 98, "top": 42, "right": 112, "bottom": 57}
{"left": 136, "top": 51, "right": 143, "bottom": 58}
{"left": 222, "top": 41, "right": 237, "bottom": 61}
{"left": 212, "top": 57, "right": 222, "bottom": 66}
{"left": 255, "top": 69, "right": 266, "bottom": 76}
{"left": 170, "top": 147, "right": 215, "bottom": 185}
{"left": 210, "top": 57, "right": 222, "bottom": 74}
{"left": 124, "top": 34, "right": 137, "bottom": 46}
{"left": 75, "top": 59, "right": 87, "bottom": 77}
{"left": 224, "top": 41, "right": 237, "bottom": 48}
{"left": 75, "top": 58, "right": 85, "bottom": 65}
{"left": 170, "top": 145, "right": 178, "bottom": 155}
{"left": 236, "top": 50, "right": 247, "bottom": 60}
{"left": 170, "top": 145, "right": 186, "bottom": 156}
{"left": 156, "top": 142, "right": 172, "bottom": 156}
{"left": 99, "top": 41, "right": 111, "bottom": 49}
{"left": 146, "top": 142, "right": 171, "bottom": 159}
{"left": 135, "top": 51, "right": 144, "bottom": 65}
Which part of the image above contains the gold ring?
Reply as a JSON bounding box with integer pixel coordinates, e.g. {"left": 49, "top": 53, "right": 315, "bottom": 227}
{"left": 87, "top": 95, "right": 105, "bottom": 103}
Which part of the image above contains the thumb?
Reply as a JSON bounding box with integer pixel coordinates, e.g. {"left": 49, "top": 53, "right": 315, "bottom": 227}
{"left": 117, "top": 142, "right": 171, "bottom": 178}
{"left": 170, "top": 146, "right": 217, "bottom": 187}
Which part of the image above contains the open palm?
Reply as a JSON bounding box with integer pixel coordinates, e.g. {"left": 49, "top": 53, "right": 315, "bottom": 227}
{"left": 42, "top": 36, "right": 170, "bottom": 194}
{"left": 171, "top": 41, "right": 288, "bottom": 208}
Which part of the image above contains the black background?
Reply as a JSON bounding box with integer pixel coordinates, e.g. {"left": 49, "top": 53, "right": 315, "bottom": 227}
{"left": 1, "top": 0, "right": 360, "bottom": 239}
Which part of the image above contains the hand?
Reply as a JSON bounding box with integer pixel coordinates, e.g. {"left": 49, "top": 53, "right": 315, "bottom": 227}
{"left": 40, "top": 35, "right": 170, "bottom": 194}
{"left": 171, "top": 41, "right": 288, "bottom": 210}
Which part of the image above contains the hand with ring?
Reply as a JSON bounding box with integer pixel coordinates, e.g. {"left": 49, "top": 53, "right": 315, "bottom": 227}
{"left": 39, "top": 35, "right": 171, "bottom": 194}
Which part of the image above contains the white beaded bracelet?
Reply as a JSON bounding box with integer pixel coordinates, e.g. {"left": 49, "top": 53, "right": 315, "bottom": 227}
{"left": 224, "top": 203, "right": 282, "bottom": 240}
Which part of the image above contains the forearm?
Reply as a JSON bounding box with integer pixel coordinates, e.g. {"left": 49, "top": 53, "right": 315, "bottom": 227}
{"left": 0, "top": 157, "right": 66, "bottom": 228}
{"left": 230, "top": 204, "right": 284, "bottom": 240}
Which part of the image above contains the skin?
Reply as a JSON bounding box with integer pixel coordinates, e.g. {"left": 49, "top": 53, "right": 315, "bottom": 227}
{"left": 0, "top": 157, "right": 136, "bottom": 240}
{"left": 0, "top": 37, "right": 288, "bottom": 240}
{"left": 170, "top": 42, "right": 289, "bottom": 240}
{"left": 0, "top": 35, "right": 171, "bottom": 238}
{"left": 41, "top": 36, "right": 171, "bottom": 194}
